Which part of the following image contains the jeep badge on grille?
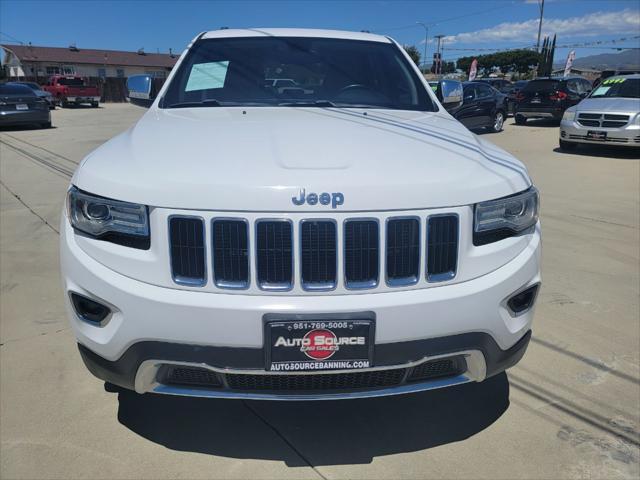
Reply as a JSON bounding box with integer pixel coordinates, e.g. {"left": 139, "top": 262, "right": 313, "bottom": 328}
{"left": 292, "top": 189, "right": 344, "bottom": 209}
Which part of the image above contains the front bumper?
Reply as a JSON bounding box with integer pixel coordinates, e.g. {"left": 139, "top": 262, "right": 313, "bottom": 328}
{"left": 0, "top": 109, "right": 50, "bottom": 126}
{"left": 560, "top": 119, "right": 640, "bottom": 147}
{"left": 61, "top": 216, "right": 541, "bottom": 399}
{"left": 66, "top": 96, "right": 100, "bottom": 103}
{"left": 516, "top": 106, "right": 563, "bottom": 120}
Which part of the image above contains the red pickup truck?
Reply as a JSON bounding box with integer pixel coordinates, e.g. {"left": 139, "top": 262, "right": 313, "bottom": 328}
{"left": 43, "top": 75, "right": 101, "bottom": 107}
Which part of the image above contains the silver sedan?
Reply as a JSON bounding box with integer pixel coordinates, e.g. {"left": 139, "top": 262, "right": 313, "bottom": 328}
{"left": 559, "top": 74, "right": 639, "bottom": 150}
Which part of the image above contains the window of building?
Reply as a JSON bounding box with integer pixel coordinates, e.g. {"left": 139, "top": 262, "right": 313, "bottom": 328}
{"left": 62, "top": 65, "right": 76, "bottom": 75}
{"left": 97, "top": 68, "right": 106, "bottom": 78}
{"left": 46, "top": 66, "right": 60, "bottom": 75}
{"left": 116, "top": 69, "right": 125, "bottom": 78}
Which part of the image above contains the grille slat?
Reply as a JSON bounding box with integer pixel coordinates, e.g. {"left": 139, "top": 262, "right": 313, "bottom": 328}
{"left": 344, "top": 220, "right": 379, "bottom": 289}
{"left": 386, "top": 218, "right": 420, "bottom": 285}
{"left": 256, "top": 220, "right": 293, "bottom": 290}
{"left": 427, "top": 215, "right": 459, "bottom": 282}
{"left": 213, "top": 220, "right": 249, "bottom": 288}
{"left": 169, "top": 217, "right": 206, "bottom": 286}
{"left": 301, "top": 221, "right": 337, "bottom": 290}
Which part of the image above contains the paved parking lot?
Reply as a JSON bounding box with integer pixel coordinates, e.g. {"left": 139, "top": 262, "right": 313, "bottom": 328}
{"left": 1, "top": 104, "right": 639, "bottom": 479}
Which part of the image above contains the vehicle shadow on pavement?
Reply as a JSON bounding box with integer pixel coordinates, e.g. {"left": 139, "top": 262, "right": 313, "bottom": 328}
{"left": 553, "top": 146, "right": 640, "bottom": 160}
{"left": 115, "top": 373, "right": 509, "bottom": 466}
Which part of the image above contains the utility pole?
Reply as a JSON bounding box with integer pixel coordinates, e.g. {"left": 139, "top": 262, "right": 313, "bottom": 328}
{"left": 434, "top": 34, "right": 445, "bottom": 75}
{"left": 536, "top": 0, "right": 545, "bottom": 52}
{"left": 416, "top": 22, "right": 428, "bottom": 73}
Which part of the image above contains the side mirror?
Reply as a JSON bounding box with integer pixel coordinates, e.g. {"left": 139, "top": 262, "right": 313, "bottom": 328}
{"left": 126, "top": 75, "right": 156, "bottom": 108}
{"left": 436, "top": 79, "right": 463, "bottom": 111}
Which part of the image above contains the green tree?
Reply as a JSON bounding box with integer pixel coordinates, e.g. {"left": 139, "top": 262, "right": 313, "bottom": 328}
{"left": 456, "top": 49, "right": 541, "bottom": 75}
{"left": 442, "top": 61, "right": 456, "bottom": 74}
{"left": 403, "top": 45, "right": 421, "bottom": 68}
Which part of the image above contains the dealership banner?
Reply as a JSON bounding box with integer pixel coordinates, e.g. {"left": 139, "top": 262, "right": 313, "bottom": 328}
{"left": 564, "top": 50, "right": 576, "bottom": 77}
{"left": 469, "top": 59, "right": 478, "bottom": 81}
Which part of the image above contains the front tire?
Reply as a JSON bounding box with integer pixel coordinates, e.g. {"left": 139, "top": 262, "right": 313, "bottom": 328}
{"left": 40, "top": 121, "right": 52, "bottom": 129}
{"left": 91, "top": 102, "right": 99, "bottom": 108}
{"left": 490, "top": 110, "right": 505, "bottom": 132}
{"left": 559, "top": 139, "right": 577, "bottom": 151}
{"left": 515, "top": 114, "right": 527, "bottom": 125}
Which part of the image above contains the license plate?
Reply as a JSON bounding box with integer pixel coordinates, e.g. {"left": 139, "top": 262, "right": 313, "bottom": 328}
{"left": 531, "top": 98, "right": 541, "bottom": 104}
{"left": 16, "top": 104, "right": 28, "bottom": 110}
{"left": 587, "top": 130, "right": 607, "bottom": 141}
{"left": 265, "top": 318, "right": 374, "bottom": 372}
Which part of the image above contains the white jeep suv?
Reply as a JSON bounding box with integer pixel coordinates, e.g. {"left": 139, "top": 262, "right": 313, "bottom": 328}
{"left": 60, "top": 29, "right": 541, "bottom": 400}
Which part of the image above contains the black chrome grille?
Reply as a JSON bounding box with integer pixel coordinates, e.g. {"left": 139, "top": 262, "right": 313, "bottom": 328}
{"left": 169, "top": 217, "right": 206, "bottom": 286}
{"left": 256, "top": 220, "right": 293, "bottom": 290}
{"left": 226, "top": 368, "right": 406, "bottom": 391}
{"left": 344, "top": 220, "right": 379, "bottom": 288}
{"left": 212, "top": 219, "right": 249, "bottom": 288}
{"left": 427, "top": 215, "right": 459, "bottom": 281}
{"left": 577, "top": 113, "right": 630, "bottom": 128}
{"left": 407, "top": 356, "right": 466, "bottom": 382}
{"left": 386, "top": 218, "right": 420, "bottom": 285}
{"left": 300, "top": 220, "right": 337, "bottom": 290}
{"left": 168, "top": 214, "right": 460, "bottom": 289}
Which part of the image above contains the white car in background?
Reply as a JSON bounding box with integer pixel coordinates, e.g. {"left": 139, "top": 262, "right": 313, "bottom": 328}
{"left": 560, "top": 74, "right": 640, "bottom": 150}
{"left": 60, "top": 28, "right": 541, "bottom": 400}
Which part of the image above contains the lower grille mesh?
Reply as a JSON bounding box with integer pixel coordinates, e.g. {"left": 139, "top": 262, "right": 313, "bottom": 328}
{"left": 226, "top": 368, "right": 406, "bottom": 391}
{"left": 164, "top": 366, "right": 222, "bottom": 387}
{"left": 407, "top": 357, "right": 465, "bottom": 382}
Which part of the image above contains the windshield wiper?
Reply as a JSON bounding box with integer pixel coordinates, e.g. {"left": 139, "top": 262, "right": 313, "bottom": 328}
{"left": 278, "top": 100, "right": 337, "bottom": 107}
{"left": 166, "top": 99, "right": 222, "bottom": 108}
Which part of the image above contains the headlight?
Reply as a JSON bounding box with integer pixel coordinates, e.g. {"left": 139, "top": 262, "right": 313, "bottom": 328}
{"left": 474, "top": 187, "right": 539, "bottom": 246}
{"left": 67, "top": 186, "right": 150, "bottom": 249}
{"left": 562, "top": 109, "right": 576, "bottom": 121}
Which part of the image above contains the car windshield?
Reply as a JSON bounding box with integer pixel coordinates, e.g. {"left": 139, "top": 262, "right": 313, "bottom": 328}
{"left": 161, "top": 37, "right": 435, "bottom": 110}
{"left": 0, "top": 84, "right": 36, "bottom": 96}
{"left": 58, "top": 77, "right": 85, "bottom": 86}
{"left": 589, "top": 78, "right": 640, "bottom": 99}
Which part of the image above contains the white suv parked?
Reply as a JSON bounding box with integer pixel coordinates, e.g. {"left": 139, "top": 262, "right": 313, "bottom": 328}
{"left": 61, "top": 29, "right": 541, "bottom": 400}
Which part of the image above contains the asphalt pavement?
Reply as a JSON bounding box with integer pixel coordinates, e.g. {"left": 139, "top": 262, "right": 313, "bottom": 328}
{"left": 1, "top": 104, "right": 638, "bottom": 479}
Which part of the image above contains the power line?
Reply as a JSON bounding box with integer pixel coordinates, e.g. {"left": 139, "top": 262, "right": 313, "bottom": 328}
{"left": 0, "top": 31, "right": 25, "bottom": 45}
{"left": 371, "top": 2, "right": 513, "bottom": 33}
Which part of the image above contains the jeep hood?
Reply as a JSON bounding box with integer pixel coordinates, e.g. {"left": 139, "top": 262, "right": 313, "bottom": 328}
{"left": 76, "top": 107, "right": 531, "bottom": 211}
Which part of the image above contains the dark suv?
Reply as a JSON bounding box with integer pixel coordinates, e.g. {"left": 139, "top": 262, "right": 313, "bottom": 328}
{"left": 514, "top": 76, "right": 592, "bottom": 125}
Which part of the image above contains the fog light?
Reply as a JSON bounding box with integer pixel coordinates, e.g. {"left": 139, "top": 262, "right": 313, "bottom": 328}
{"left": 70, "top": 292, "right": 111, "bottom": 324}
{"left": 560, "top": 130, "right": 566, "bottom": 138}
{"left": 507, "top": 284, "right": 540, "bottom": 315}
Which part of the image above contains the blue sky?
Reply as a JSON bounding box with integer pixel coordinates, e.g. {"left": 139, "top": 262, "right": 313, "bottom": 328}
{"left": 1, "top": 0, "right": 638, "bottom": 63}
